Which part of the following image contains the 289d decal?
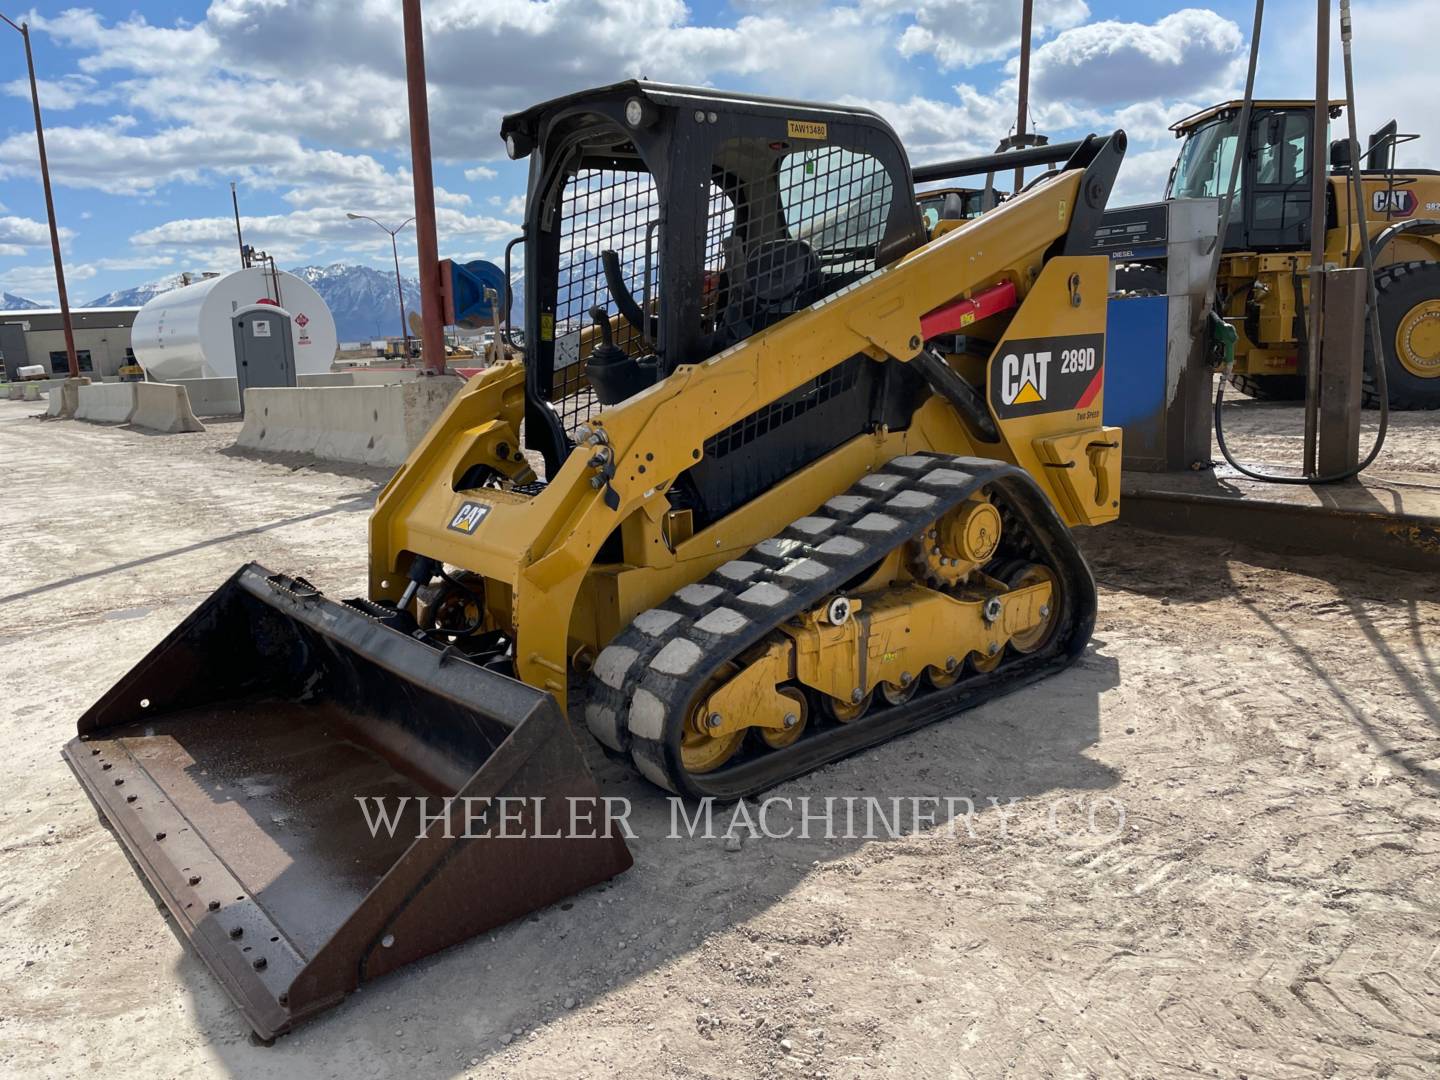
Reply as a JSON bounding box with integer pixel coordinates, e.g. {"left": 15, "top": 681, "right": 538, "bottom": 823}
{"left": 989, "top": 333, "right": 1105, "bottom": 420}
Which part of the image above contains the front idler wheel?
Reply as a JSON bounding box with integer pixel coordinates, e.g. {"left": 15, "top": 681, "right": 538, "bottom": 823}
{"left": 680, "top": 665, "right": 746, "bottom": 774}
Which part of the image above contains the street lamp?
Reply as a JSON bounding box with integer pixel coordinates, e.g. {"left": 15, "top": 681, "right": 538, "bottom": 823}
{"left": 2, "top": 12, "right": 78, "bottom": 378}
{"left": 347, "top": 213, "right": 415, "bottom": 358}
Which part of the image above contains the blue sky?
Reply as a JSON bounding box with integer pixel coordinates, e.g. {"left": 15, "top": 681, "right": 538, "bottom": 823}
{"left": 1, "top": 0, "right": 1436, "bottom": 304}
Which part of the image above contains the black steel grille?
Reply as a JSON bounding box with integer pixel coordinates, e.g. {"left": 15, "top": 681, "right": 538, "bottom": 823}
{"left": 553, "top": 166, "right": 658, "bottom": 434}
{"left": 704, "top": 361, "right": 859, "bottom": 459}
{"left": 705, "top": 141, "right": 894, "bottom": 345}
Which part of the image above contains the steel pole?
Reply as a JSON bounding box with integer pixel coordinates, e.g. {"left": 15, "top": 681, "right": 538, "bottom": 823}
{"left": 391, "top": 229, "right": 410, "bottom": 356}
{"left": 1014, "top": 0, "right": 1034, "bottom": 193}
{"left": 1302, "top": 0, "right": 1331, "bottom": 478}
{"left": 231, "top": 182, "right": 246, "bottom": 268}
{"left": 402, "top": 0, "right": 446, "bottom": 375}
{"left": 7, "top": 17, "right": 78, "bottom": 378}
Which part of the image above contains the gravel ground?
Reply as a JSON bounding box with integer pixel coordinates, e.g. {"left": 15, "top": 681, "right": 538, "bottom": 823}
{"left": 1214, "top": 385, "right": 1439, "bottom": 477}
{"left": 1, "top": 397, "right": 1437, "bottom": 1079}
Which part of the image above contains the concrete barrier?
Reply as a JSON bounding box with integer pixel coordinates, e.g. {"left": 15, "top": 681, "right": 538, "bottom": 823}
{"left": 6, "top": 384, "right": 21, "bottom": 400}
{"left": 74, "top": 382, "right": 137, "bottom": 424}
{"left": 350, "top": 368, "right": 422, "bottom": 385}
{"left": 298, "top": 372, "right": 356, "bottom": 388}
{"left": 297, "top": 369, "right": 420, "bottom": 388}
{"left": 131, "top": 382, "right": 206, "bottom": 434}
{"left": 22, "top": 382, "right": 40, "bottom": 401}
{"left": 50, "top": 377, "right": 91, "bottom": 419}
{"left": 236, "top": 377, "right": 463, "bottom": 467}
{"left": 173, "top": 377, "right": 242, "bottom": 416}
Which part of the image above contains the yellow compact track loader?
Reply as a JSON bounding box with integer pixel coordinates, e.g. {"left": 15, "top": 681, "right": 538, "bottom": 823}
{"left": 64, "top": 82, "right": 1125, "bottom": 1037}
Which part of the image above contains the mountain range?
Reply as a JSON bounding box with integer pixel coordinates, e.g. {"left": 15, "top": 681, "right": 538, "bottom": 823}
{"left": 78, "top": 265, "right": 428, "bottom": 344}
{"left": 3, "top": 262, "right": 524, "bottom": 343}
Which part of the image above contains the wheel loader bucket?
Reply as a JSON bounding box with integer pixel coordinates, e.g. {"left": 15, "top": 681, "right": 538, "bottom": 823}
{"left": 62, "top": 564, "right": 632, "bottom": 1040}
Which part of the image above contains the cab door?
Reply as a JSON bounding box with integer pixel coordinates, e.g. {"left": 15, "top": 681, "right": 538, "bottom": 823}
{"left": 1246, "top": 108, "right": 1313, "bottom": 249}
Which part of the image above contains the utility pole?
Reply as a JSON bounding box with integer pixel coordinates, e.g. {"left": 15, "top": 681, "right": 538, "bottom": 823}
{"left": 230, "top": 182, "right": 246, "bottom": 269}
{"left": 347, "top": 214, "right": 415, "bottom": 356}
{"left": 3, "top": 13, "right": 79, "bottom": 378}
{"left": 1302, "top": 0, "right": 1331, "bottom": 478}
{"left": 402, "top": 0, "right": 447, "bottom": 376}
{"left": 1014, "top": 0, "right": 1034, "bottom": 193}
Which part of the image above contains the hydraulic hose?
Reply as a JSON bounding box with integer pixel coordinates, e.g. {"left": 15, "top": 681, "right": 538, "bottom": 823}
{"left": 1212, "top": 0, "right": 1389, "bottom": 484}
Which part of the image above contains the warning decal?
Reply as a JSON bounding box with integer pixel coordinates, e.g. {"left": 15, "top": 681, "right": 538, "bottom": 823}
{"left": 988, "top": 333, "right": 1105, "bottom": 420}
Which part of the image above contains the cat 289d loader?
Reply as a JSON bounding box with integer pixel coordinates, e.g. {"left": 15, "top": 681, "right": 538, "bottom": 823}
{"left": 63, "top": 82, "right": 1126, "bottom": 1038}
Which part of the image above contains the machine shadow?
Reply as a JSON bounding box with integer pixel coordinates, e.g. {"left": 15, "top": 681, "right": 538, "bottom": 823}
{"left": 0, "top": 494, "right": 375, "bottom": 607}
{"left": 1083, "top": 522, "right": 1440, "bottom": 788}
{"left": 218, "top": 442, "right": 400, "bottom": 484}
{"left": 181, "top": 646, "right": 1118, "bottom": 1075}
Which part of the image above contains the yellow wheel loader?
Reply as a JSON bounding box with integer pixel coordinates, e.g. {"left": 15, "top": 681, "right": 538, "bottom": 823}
{"left": 64, "top": 82, "right": 1125, "bottom": 1037}
{"left": 1113, "top": 100, "right": 1440, "bottom": 409}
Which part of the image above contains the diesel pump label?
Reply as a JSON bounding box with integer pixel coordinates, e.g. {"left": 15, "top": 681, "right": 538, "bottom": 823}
{"left": 988, "top": 333, "right": 1105, "bottom": 420}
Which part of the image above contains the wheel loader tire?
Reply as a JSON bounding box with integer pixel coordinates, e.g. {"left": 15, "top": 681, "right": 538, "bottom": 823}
{"left": 1364, "top": 260, "right": 1440, "bottom": 410}
{"left": 1225, "top": 373, "right": 1305, "bottom": 401}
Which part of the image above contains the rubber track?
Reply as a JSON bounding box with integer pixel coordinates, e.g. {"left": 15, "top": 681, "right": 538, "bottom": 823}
{"left": 585, "top": 453, "right": 1098, "bottom": 800}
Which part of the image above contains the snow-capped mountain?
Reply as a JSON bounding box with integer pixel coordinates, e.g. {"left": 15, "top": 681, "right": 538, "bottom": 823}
{"left": 80, "top": 262, "right": 522, "bottom": 345}
{"left": 0, "top": 292, "right": 44, "bottom": 311}
{"left": 86, "top": 273, "right": 199, "bottom": 308}
{"left": 290, "top": 264, "right": 425, "bottom": 344}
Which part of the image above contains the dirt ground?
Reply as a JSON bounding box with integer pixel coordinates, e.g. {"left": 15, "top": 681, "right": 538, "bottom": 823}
{"left": 1, "top": 396, "right": 1437, "bottom": 1079}
{"left": 1214, "top": 388, "right": 1440, "bottom": 477}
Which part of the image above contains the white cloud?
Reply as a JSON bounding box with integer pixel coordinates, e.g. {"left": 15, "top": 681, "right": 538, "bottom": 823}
{"left": 880, "top": 0, "right": 1090, "bottom": 69}
{"left": 0, "top": 122, "right": 468, "bottom": 218}
{"left": 0, "top": 215, "right": 74, "bottom": 261}
{"left": 28, "top": 10, "right": 218, "bottom": 72}
{"left": 1030, "top": 9, "right": 1244, "bottom": 108}
{"left": 464, "top": 166, "right": 498, "bottom": 182}
{"left": 2, "top": 73, "right": 107, "bottom": 111}
{"left": 27, "top": 0, "right": 909, "bottom": 176}
{"left": 129, "top": 207, "right": 518, "bottom": 268}
{"left": 0, "top": 215, "right": 57, "bottom": 247}
{"left": 0, "top": 262, "right": 96, "bottom": 300}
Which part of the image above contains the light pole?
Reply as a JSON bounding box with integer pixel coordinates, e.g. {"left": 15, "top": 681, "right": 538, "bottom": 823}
{"left": 3, "top": 12, "right": 78, "bottom": 378}
{"left": 347, "top": 213, "right": 415, "bottom": 357}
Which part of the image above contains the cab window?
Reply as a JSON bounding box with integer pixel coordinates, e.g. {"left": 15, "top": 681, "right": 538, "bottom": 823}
{"left": 1170, "top": 116, "right": 1239, "bottom": 199}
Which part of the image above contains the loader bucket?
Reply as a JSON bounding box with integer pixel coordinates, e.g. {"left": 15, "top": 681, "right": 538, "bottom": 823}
{"left": 62, "top": 564, "right": 632, "bottom": 1039}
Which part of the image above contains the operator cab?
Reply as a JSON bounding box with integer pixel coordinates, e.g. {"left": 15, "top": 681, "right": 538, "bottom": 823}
{"left": 500, "top": 81, "right": 925, "bottom": 478}
{"left": 1166, "top": 99, "right": 1346, "bottom": 252}
{"left": 916, "top": 186, "right": 986, "bottom": 233}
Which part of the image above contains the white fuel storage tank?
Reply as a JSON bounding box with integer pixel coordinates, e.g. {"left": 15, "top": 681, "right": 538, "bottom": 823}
{"left": 131, "top": 267, "right": 338, "bottom": 382}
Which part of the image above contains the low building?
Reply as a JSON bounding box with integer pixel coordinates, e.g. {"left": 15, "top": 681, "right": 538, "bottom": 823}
{"left": 0, "top": 307, "right": 141, "bottom": 381}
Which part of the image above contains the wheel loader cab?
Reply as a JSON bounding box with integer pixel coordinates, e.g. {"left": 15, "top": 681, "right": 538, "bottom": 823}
{"left": 1166, "top": 100, "right": 1344, "bottom": 252}
{"left": 500, "top": 82, "right": 926, "bottom": 479}
{"left": 1154, "top": 98, "right": 1440, "bottom": 407}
